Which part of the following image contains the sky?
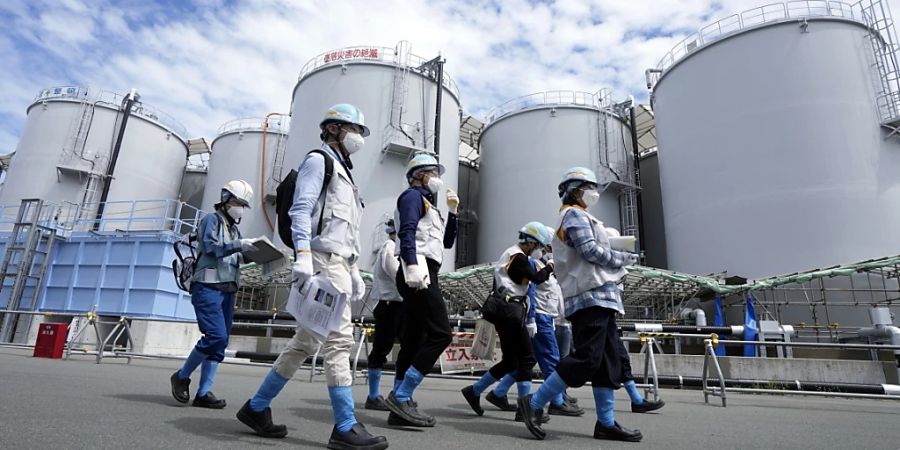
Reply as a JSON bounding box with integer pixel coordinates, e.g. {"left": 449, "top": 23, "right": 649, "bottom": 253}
{"left": 1, "top": 0, "right": 895, "bottom": 153}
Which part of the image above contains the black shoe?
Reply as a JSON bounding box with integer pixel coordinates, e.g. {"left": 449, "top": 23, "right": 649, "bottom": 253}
{"left": 386, "top": 392, "right": 433, "bottom": 427}
{"left": 632, "top": 398, "right": 665, "bottom": 413}
{"left": 236, "top": 400, "right": 288, "bottom": 438}
{"left": 170, "top": 371, "right": 190, "bottom": 404}
{"left": 515, "top": 406, "right": 549, "bottom": 423}
{"left": 594, "top": 421, "right": 643, "bottom": 442}
{"left": 548, "top": 401, "right": 585, "bottom": 417}
{"left": 192, "top": 392, "right": 227, "bottom": 409}
{"left": 563, "top": 392, "right": 578, "bottom": 405}
{"left": 327, "top": 422, "right": 388, "bottom": 450}
{"left": 485, "top": 391, "right": 517, "bottom": 412}
{"left": 461, "top": 385, "right": 484, "bottom": 416}
{"left": 517, "top": 394, "right": 546, "bottom": 440}
{"left": 365, "top": 396, "right": 390, "bottom": 411}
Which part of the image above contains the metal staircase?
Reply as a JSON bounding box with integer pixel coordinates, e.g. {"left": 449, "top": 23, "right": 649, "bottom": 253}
{"left": 381, "top": 41, "right": 418, "bottom": 159}
{"left": 0, "top": 199, "right": 59, "bottom": 343}
{"left": 860, "top": 0, "right": 900, "bottom": 128}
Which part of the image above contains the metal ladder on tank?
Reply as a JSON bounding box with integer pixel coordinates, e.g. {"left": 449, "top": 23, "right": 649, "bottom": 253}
{"left": 0, "top": 199, "right": 59, "bottom": 343}
{"left": 381, "top": 41, "right": 413, "bottom": 160}
{"left": 620, "top": 187, "right": 640, "bottom": 239}
{"left": 861, "top": 0, "right": 900, "bottom": 128}
{"left": 268, "top": 131, "right": 289, "bottom": 196}
{"left": 60, "top": 91, "right": 95, "bottom": 166}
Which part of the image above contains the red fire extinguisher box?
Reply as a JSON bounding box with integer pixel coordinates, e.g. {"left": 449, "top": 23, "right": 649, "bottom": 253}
{"left": 33, "top": 323, "right": 69, "bottom": 359}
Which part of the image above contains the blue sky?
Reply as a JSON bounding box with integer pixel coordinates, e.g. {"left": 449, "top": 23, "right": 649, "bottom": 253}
{"left": 0, "top": 0, "right": 889, "bottom": 152}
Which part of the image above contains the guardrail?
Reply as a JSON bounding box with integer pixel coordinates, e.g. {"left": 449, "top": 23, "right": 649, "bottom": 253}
{"left": 650, "top": 1, "right": 863, "bottom": 86}
{"left": 0, "top": 199, "right": 204, "bottom": 235}
{"left": 216, "top": 117, "right": 290, "bottom": 136}
{"left": 485, "top": 89, "right": 613, "bottom": 124}
{"left": 296, "top": 44, "right": 460, "bottom": 99}
{"left": 32, "top": 86, "right": 189, "bottom": 139}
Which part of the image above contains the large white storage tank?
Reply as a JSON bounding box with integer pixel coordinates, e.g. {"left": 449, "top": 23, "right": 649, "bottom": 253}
{"left": 650, "top": 2, "right": 900, "bottom": 279}
{"left": 282, "top": 43, "right": 462, "bottom": 271}
{"left": 0, "top": 86, "right": 188, "bottom": 229}
{"left": 202, "top": 117, "right": 288, "bottom": 240}
{"left": 477, "top": 91, "right": 636, "bottom": 263}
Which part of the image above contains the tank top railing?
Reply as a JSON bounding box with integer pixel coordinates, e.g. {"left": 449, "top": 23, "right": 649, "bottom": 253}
{"left": 485, "top": 89, "right": 613, "bottom": 124}
{"left": 649, "top": 1, "right": 863, "bottom": 86}
{"left": 296, "top": 44, "right": 460, "bottom": 99}
{"left": 32, "top": 86, "right": 188, "bottom": 140}
{"left": 216, "top": 117, "right": 290, "bottom": 136}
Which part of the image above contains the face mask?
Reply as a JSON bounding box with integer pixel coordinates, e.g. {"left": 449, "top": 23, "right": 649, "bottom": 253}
{"left": 581, "top": 189, "right": 600, "bottom": 207}
{"left": 227, "top": 205, "right": 244, "bottom": 223}
{"left": 530, "top": 248, "right": 543, "bottom": 260}
{"left": 341, "top": 131, "right": 365, "bottom": 154}
{"left": 426, "top": 176, "right": 444, "bottom": 194}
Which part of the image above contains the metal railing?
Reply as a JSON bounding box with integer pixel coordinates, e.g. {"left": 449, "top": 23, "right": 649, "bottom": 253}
{"left": 0, "top": 199, "right": 204, "bottom": 235}
{"left": 296, "top": 44, "right": 460, "bottom": 99}
{"left": 485, "top": 89, "right": 613, "bottom": 124}
{"left": 650, "top": 1, "right": 864, "bottom": 86}
{"left": 216, "top": 117, "right": 290, "bottom": 136}
{"left": 32, "top": 86, "right": 189, "bottom": 139}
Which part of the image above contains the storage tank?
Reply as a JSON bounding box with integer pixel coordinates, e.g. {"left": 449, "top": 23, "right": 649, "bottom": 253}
{"left": 202, "top": 117, "right": 288, "bottom": 240}
{"left": 650, "top": 2, "right": 900, "bottom": 279}
{"left": 0, "top": 86, "right": 188, "bottom": 230}
{"left": 477, "top": 90, "right": 636, "bottom": 263}
{"left": 283, "top": 42, "right": 462, "bottom": 271}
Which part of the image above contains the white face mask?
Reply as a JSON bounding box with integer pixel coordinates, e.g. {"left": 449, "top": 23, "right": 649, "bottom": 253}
{"left": 342, "top": 131, "right": 365, "bottom": 154}
{"left": 227, "top": 205, "right": 244, "bottom": 223}
{"left": 581, "top": 189, "right": 600, "bottom": 207}
{"left": 530, "top": 248, "right": 543, "bottom": 260}
{"left": 426, "top": 176, "right": 444, "bottom": 193}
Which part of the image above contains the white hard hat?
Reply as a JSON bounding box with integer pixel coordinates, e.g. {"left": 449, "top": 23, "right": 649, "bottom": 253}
{"left": 221, "top": 179, "right": 253, "bottom": 208}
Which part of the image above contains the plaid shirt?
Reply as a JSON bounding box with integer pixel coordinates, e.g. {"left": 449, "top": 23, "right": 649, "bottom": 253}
{"left": 560, "top": 207, "right": 629, "bottom": 316}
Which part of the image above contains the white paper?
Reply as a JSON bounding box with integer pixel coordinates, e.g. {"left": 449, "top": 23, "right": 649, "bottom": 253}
{"left": 285, "top": 275, "right": 348, "bottom": 340}
{"left": 609, "top": 236, "right": 637, "bottom": 252}
{"left": 400, "top": 254, "right": 431, "bottom": 287}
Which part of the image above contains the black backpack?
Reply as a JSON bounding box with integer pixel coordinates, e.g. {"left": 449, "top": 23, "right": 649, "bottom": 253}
{"left": 275, "top": 149, "right": 334, "bottom": 250}
{"left": 172, "top": 232, "right": 199, "bottom": 292}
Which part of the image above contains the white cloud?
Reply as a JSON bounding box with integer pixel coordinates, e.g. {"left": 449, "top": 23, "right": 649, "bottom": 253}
{"left": 1, "top": 0, "right": 899, "bottom": 154}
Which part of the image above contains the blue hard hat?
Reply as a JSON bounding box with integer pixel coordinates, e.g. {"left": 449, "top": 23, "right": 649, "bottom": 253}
{"left": 519, "top": 221, "right": 553, "bottom": 246}
{"left": 558, "top": 166, "right": 598, "bottom": 198}
{"left": 320, "top": 103, "right": 370, "bottom": 137}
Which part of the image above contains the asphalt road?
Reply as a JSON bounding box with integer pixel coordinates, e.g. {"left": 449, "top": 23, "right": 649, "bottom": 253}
{"left": 1, "top": 347, "right": 898, "bottom": 449}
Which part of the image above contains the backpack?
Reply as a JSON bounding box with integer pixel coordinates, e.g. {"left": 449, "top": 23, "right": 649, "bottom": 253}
{"left": 172, "top": 232, "right": 199, "bottom": 293}
{"left": 275, "top": 149, "right": 334, "bottom": 249}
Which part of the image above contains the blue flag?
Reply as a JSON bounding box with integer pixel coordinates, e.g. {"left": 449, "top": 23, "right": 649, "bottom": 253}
{"left": 713, "top": 295, "right": 726, "bottom": 356}
{"left": 743, "top": 294, "right": 758, "bottom": 357}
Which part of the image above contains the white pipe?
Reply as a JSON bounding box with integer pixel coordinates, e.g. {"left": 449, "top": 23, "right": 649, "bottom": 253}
{"left": 858, "top": 325, "right": 900, "bottom": 358}
{"left": 694, "top": 308, "right": 707, "bottom": 327}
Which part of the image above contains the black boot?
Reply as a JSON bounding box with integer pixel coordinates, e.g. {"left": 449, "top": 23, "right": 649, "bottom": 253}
{"left": 485, "top": 391, "right": 517, "bottom": 412}
{"left": 327, "top": 423, "right": 388, "bottom": 450}
{"left": 594, "top": 421, "right": 643, "bottom": 442}
{"left": 170, "top": 371, "right": 190, "bottom": 404}
{"left": 548, "top": 401, "right": 585, "bottom": 417}
{"left": 192, "top": 392, "right": 226, "bottom": 409}
{"left": 632, "top": 398, "right": 665, "bottom": 413}
{"left": 461, "top": 385, "right": 484, "bottom": 416}
{"left": 386, "top": 392, "right": 434, "bottom": 427}
{"left": 563, "top": 392, "right": 578, "bottom": 405}
{"left": 515, "top": 406, "right": 549, "bottom": 423}
{"left": 364, "top": 395, "right": 390, "bottom": 411}
{"left": 517, "top": 394, "right": 546, "bottom": 440}
{"left": 236, "top": 400, "right": 288, "bottom": 438}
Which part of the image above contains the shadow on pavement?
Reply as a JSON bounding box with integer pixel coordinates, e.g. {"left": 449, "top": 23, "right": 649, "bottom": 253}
{"left": 167, "top": 416, "right": 322, "bottom": 447}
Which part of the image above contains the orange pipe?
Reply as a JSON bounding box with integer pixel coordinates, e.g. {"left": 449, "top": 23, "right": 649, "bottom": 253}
{"left": 261, "top": 112, "right": 288, "bottom": 232}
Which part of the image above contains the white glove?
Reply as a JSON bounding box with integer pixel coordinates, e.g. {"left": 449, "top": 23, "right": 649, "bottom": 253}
{"left": 446, "top": 188, "right": 459, "bottom": 215}
{"left": 403, "top": 264, "right": 428, "bottom": 290}
{"left": 350, "top": 268, "right": 366, "bottom": 302}
{"left": 624, "top": 253, "right": 639, "bottom": 266}
{"left": 240, "top": 238, "right": 259, "bottom": 252}
{"left": 526, "top": 321, "right": 537, "bottom": 338}
{"left": 292, "top": 252, "right": 314, "bottom": 286}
